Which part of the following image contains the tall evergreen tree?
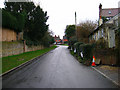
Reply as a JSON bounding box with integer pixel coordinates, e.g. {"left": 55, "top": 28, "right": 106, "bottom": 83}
{"left": 3, "top": 1, "right": 49, "bottom": 46}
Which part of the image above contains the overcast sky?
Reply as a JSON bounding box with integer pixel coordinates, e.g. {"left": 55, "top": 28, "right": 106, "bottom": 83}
{"left": 0, "top": 0, "right": 120, "bottom": 39}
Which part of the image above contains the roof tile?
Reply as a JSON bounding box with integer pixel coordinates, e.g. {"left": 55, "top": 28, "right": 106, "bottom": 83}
{"left": 102, "top": 8, "right": 120, "bottom": 17}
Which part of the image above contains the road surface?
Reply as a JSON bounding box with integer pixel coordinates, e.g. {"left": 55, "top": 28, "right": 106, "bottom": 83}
{"left": 2, "top": 46, "right": 119, "bottom": 88}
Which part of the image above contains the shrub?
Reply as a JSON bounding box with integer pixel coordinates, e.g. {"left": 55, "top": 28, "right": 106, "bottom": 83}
{"left": 74, "top": 42, "right": 83, "bottom": 56}
{"left": 79, "top": 43, "right": 94, "bottom": 64}
{"left": 2, "top": 10, "right": 17, "bottom": 30}
{"left": 69, "top": 36, "right": 77, "bottom": 51}
{"left": 2, "top": 10, "right": 25, "bottom": 33}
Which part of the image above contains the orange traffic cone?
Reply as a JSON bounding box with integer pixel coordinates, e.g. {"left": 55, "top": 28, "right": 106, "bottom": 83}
{"left": 92, "top": 56, "right": 96, "bottom": 66}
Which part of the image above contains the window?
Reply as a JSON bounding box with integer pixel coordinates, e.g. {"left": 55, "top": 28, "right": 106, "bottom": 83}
{"left": 102, "top": 29, "right": 104, "bottom": 37}
{"left": 94, "top": 34, "right": 96, "bottom": 40}
{"left": 108, "top": 11, "right": 111, "bottom": 14}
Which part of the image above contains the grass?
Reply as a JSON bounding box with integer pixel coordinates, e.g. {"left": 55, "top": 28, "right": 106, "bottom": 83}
{"left": 1, "top": 45, "right": 57, "bottom": 74}
{"left": 70, "top": 50, "right": 74, "bottom": 55}
{"left": 61, "top": 44, "right": 68, "bottom": 46}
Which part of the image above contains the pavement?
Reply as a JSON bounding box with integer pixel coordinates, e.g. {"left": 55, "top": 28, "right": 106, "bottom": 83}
{"left": 92, "top": 65, "right": 120, "bottom": 86}
{"left": 2, "top": 45, "right": 119, "bottom": 88}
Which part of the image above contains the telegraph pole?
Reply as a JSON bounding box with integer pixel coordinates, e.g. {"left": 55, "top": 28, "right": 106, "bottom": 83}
{"left": 75, "top": 11, "right": 77, "bottom": 40}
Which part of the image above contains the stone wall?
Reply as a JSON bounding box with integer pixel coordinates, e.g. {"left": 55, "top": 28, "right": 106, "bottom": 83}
{"left": 2, "top": 41, "right": 45, "bottom": 57}
{"left": 26, "top": 45, "right": 44, "bottom": 52}
{"left": 2, "top": 41, "right": 24, "bottom": 57}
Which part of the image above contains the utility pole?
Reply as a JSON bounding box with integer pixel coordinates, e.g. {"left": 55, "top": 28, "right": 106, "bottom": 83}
{"left": 75, "top": 11, "right": 77, "bottom": 40}
{"left": 75, "top": 12, "right": 77, "bottom": 26}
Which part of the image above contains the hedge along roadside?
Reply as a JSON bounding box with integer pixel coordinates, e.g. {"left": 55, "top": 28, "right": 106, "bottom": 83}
{"left": 79, "top": 43, "right": 95, "bottom": 62}
{"left": 71, "top": 42, "right": 95, "bottom": 65}
{"left": 74, "top": 42, "right": 84, "bottom": 57}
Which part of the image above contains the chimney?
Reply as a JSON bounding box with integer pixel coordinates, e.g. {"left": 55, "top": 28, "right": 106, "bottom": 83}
{"left": 99, "top": 3, "right": 103, "bottom": 26}
{"left": 99, "top": 3, "right": 102, "bottom": 19}
{"left": 58, "top": 35, "right": 60, "bottom": 39}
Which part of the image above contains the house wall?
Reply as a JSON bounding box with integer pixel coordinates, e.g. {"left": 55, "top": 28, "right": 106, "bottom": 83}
{"left": 90, "top": 25, "right": 115, "bottom": 48}
{"left": 1, "top": 28, "right": 17, "bottom": 41}
{"left": 108, "top": 29, "right": 115, "bottom": 48}
{"left": 98, "top": 30, "right": 102, "bottom": 39}
{"left": 104, "top": 27, "right": 108, "bottom": 41}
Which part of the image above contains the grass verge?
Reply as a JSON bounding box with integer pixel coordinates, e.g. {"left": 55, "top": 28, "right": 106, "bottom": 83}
{"left": 1, "top": 45, "right": 57, "bottom": 74}
{"left": 61, "top": 44, "right": 68, "bottom": 46}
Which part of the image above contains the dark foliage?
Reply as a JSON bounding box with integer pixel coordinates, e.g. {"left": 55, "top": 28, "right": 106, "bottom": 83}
{"left": 3, "top": 1, "right": 50, "bottom": 46}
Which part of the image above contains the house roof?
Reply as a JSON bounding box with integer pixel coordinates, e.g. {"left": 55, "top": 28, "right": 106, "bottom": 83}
{"left": 63, "top": 39, "right": 68, "bottom": 42}
{"left": 101, "top": 8, "right": 120, "bottom": 17}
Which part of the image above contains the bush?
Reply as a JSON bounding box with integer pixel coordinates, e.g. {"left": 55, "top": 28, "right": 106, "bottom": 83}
{"left": 2, "top": 10, "right": 17, "bottom": 30}
{"left": 2, "top": 10, "right": 25, "bottom": 33}
{"left": 74, "top": 42, "right": 83, "bottom": 56}
{"left": 79, "top": 43, "right": 94, "bottom": 64}
{"left": 69, "top": 36, "right": 77, "bottom": 51}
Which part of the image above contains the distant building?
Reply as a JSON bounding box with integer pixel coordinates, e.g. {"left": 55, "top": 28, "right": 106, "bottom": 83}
{"left": 54, "top": 35, "right": 62, "bottom": 44}
{"left": 62, "top": 36, "right": 68, "bottom": 44}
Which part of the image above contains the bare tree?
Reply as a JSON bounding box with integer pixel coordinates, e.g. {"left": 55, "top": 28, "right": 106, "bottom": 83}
{"left": 77, "top": 20, "right": 97, "bottom": 43}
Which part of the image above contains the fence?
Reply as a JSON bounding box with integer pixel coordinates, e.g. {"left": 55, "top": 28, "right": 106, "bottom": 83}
{"left": 93, "top": 49, "right": 118, "bottom": 65}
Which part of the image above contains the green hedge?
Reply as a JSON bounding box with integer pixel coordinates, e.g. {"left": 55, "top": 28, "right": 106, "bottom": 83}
{"left": 2, "top": 10, "right": 25, "bottom": 33}
{"left": 74, "top": 42, "right": 83, "bottom": 55}
{"left": 79, "top": 43, "right": 94, "bottom": 61}
{"left": 2, "top": 10, "right": 17, "bottom": 30}
{"left": 69, "top": 36, "right": 77, "bottom": 51}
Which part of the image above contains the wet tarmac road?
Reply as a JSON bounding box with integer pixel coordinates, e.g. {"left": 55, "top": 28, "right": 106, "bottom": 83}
{"left": 2, "top": 46, "right": 119, "bottom": 88}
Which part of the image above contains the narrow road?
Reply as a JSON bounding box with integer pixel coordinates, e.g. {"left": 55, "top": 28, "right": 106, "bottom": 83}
{"left": 2, "top": 46, "right": 118, "bottom": 88}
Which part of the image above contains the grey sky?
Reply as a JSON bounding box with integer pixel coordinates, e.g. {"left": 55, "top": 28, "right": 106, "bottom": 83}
{"left": 0, "top": 0, "right": 119, "bottom": 39}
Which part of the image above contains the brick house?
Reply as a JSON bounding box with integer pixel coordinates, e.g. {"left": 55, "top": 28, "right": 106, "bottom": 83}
{"left": 62, "top": 36, "right": 68, "bottom": 44}
{"left": 54, "top": 35, "right": 61, "bottom": 44}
